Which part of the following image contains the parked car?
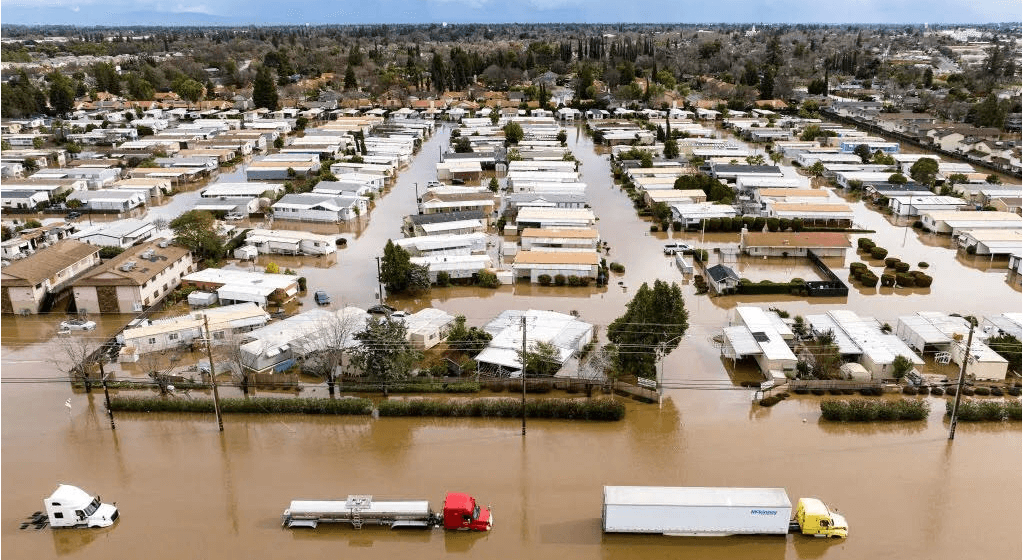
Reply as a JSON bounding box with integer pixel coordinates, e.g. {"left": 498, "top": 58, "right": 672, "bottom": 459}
{"left": 225, "top": 212, "right": 245, "bottom": 221}
{"left": 390, "top": 310, "right": 408, "bottom": 318}
{"left": 66, "top": 211, "right": 81, "bottom": 220}
{"left": 314, "top": 291, "right": 331, "bottom": 305}
{"left": 59, "top": 318, "right": 96, "bottom": 331}
{"left": 663, "top": 242, "right": 693, "bottom": 255}
{"left": 367, "top": 304, "right": 396, "bottom": 315}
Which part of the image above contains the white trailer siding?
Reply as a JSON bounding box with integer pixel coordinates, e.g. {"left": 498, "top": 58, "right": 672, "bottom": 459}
{"left": 602, "top": 486, "right": 792, "bottom": 536}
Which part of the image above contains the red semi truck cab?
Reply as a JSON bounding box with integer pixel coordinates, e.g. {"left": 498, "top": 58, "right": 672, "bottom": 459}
{"left": 442, "top": 492, "right": 492, "bottom": 531}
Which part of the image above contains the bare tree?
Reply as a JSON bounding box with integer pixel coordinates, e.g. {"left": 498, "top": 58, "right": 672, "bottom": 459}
{"left": 220, "top": 333, "right": 262, "bottom": 395}
{"left": 52, "top": 335, "right": 100, "bottom": 393}
{"left": 301, "top": 311, "right": 362, "bottom": 398}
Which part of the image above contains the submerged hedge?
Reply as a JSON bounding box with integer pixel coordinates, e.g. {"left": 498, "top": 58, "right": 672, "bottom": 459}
{"left": 333, "top": 382, "right": 481, "bottom": 394}
{"left": 109, "top": 396, "right": 374, "bottom": 415}
{"left": 820, "top": 398, "right": 929, "bottom": 421}
{"left": 944, "top": 399, "right": 1022, "bottom": 421}
{"left": 377, "top": 397, "right": 625, "bottom": 421}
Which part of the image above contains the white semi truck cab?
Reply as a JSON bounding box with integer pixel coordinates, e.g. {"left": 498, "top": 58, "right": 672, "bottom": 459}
{"left": 44, "top": 485, "right": 119, "bottom": 528}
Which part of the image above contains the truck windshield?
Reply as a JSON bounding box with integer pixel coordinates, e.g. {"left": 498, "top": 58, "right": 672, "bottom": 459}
{"left": 82, "top": 499, "right": 100, "bottom": 517}
{"left": 472, "top": 505, "right": 480, "bottom": 520}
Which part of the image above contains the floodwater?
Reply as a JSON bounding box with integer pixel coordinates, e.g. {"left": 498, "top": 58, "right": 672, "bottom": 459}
{"left": 3, "top": 121, "right": 1021, "bottom": 559}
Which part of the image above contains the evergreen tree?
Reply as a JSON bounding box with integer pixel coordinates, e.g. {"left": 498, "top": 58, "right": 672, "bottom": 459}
{"left": 607, "top": 280, "right": 689, "bottom": 379}
{"left": 47, "top": 71, "right": 75, "bottom": 117}
{"left": 344, "top": 66, "right": 357, "bottom": 90}
{"left": 252, "top": 66, "right": 279, "bottom": 110}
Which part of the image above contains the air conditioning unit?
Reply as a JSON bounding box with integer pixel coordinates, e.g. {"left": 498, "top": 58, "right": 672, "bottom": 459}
{"left": 120, "top": 261, "right": 137, "bottom": 272}
{"left": 158, "top": 240, "right": 169, "bottom": 248}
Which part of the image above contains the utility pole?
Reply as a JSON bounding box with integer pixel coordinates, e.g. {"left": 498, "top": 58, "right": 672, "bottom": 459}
{"left": 948, "top": 322, "right": 975, "bottom": 441}
{"left": 521, "top": 314, "right": 527, "bottom": 436}
{"left": 99, "top": 361, "right": 115, "bottom": 430}
{"left": 203, "top": 315, "right": 224, "bottom": 432}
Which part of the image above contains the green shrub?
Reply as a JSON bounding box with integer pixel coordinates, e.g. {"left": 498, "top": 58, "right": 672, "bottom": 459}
{"left": 766, "top": 218, "right": 780, "bottom": 232}
{"left": 609, "top": 262, "right": 625, "bottom": 273}
{"left": 436, "top": 271, "right": 451, "bottom": 287}
{"left": 945, "top": 399, "right": 1022, "bottom": 421}
{"left": 538, "top": 274, "right": 552, "bottom": 286}
{"left": 894, "top": 261, "right": 910, "bottom": 273}
{"left": 649, "top": 224, "right": 659, "bottom": 232}
{"left": 109, "top": 396, "right": 374, "bottom": 415}
{"left": 902, "top": 386, "right": 918, "bottom": 395}
{"left": 913, "top": 273, "right": 933, "bottom": 288}
{"left": 820, "top": 398, "right": 929, "bottom": 421}
{"left": 912, "top": 220, "right": 923, "bottom": 229}
{"left": 880, "top": 273, "right": 896, "bottom": 287}
{"left": 884, "top": 257, "right": 901, "bottom": 268}
{"left": 870, "top": 246, "right": 889, "bottom": 259}
{"left": 917, "top": 262, "right": 929, "bottom": 268}
{"left": 554, "top": 274, "right": 566, "bottom": 286}
{"left": 857, "top": 238, "right": 876, "bottom": 250}
{"left": 759, "top": 396, "right": 783, "bottom": 407}
{"left": 377, "top": 397, "right": 625, "bottom": 421}
{"left": 859, "top": 271, "right": 879, "bottom": 287}
{"left": 672, "top": 220, "right": 682, "bottom": 230}
{"left": 930, "top": 387, "right": 944, "bottom": 396}
{"left": 895, "top": 272, "right": 916, "bottom": 287}
{"left": 973, "top": 386, "right": 991, "bottom": 396}
{"left": 476, "top": 269, "right": 500, "bottom": 289}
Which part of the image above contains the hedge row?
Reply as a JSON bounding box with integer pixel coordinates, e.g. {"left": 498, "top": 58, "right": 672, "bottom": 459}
{"left": 377, "top": 397, "right": 625, "bottom": 421}
{"left": 944, "top": 399, "right": 1022, "bottom": 421}
{"left": 334, "top": 382, "right": 481, "bottom": 394}
{"left": 109, "top": 396, "right": 374, "bottom": 415}
{"left": 820, "top": 398, "right": 930, "bottom": 421}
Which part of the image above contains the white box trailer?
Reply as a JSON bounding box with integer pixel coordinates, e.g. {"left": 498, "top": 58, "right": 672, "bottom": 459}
{"left": 602, "top": 486, "right": 793, "bottom": 536}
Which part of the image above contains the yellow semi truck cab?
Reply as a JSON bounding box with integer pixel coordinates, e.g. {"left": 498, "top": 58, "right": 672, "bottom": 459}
{"left": 795, "top": 498, "right": 848, "bottom": 538}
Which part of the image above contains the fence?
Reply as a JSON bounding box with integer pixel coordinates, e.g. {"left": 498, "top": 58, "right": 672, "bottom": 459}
{"left": 805, "top": 250, "right": 850, "bottom": 297}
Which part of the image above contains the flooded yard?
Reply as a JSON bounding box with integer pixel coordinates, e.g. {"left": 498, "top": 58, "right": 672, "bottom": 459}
{"left": 2, "top": 121, "right": 1020, "bottom": 559}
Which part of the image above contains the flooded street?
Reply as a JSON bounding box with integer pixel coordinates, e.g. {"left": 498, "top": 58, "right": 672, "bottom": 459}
{"left": 3, "top": 120, "right": 1020, "bottom": 559}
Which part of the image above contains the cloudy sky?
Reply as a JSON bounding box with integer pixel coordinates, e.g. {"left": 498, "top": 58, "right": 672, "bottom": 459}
{"left": 2, "top": 0, "right": 1020, "bottom": 26}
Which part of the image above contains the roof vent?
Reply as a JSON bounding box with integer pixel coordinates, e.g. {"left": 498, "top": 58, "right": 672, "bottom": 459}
{"left": 120, "top": 261, "right": 137, "bottom": 272}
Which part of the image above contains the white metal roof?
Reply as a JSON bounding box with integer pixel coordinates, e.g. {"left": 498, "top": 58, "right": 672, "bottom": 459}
{"left": 419, "top": 219, "right": 484, "bottom": 234}
{"left": 809, "top": 310, "right": 924, "bottom": 365}
{"left": 476, "top": 309, "right": 593, "bottom": 370}
{"left": 603, "top": 486, "right": 791, "bottom": 509}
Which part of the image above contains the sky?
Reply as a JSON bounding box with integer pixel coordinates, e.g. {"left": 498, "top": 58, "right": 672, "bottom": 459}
{"left": 1, "top": 0, "right": 1020, "bottom": 27}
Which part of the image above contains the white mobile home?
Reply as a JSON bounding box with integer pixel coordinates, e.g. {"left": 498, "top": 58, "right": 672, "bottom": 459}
{"left": 272, "top": 193, "right": 368, "bottom": 223}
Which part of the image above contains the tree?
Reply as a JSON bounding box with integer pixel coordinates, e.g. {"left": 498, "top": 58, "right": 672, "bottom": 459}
{"left": 444, "top": 315, "right": 492, "bottom": 357}
{"left": 344, "top": 66, "right": 357, "bottom": 90}
{"left": 853, "top": 143, "right": 872, "bottom": 164}
{"left": 47, "top": 72, "right": 75, "bottom": 117}
{"left": 488, "top": 177, "right": 499, "bottom": 193}
{"left": 891, "top": 355, "right": 914, "bottom": 379}
{"left": 606, "top": 280, "right": 689, "bottom": 379}
{"left": 799, "top": 124, "right": 836, "bottom": 142}
{"left": 503, "top": 121, "right": 523, "bottom": 145}
{"left": 985, "top": 174, "right": 1001, "bottom": 184}
{"left": 303, "top": 312, "right": 362, "bottom": 397}
{"left": 169, "top": 210, "right": 226, "bottom": 261}
{"left": 379, "top": 239, "right": 429, "bottom": 295}
{"left": 350, "top": 317, "right": 422, "bottom": 391}
{"left": 808, "top": 161, "right": 827, "bottom": 178}
{"left": 519, "top": 340, "right": 561, "bottom": 377}
{"left": 909, "top": 157, "right": 939, "bottom": 187}
{"left": 173, "top": 78, "right": 205, "bottom": 104}
{"left": 453, "top": 137, "right": 473, "bottom": 153}
{"left": 252, "top": 66, "right": 279, "bottom": 110}
{"left": 663, "top": 120, "right": 679, "bottom": 159}
{"left": 888, "top": 173, "right": 908, "bottom": 184}
{"left": 53, "top": 336, "right": 100, "bottom": 393}
{"left": 988, "top": 334, "right": 1021, "bottom": 374}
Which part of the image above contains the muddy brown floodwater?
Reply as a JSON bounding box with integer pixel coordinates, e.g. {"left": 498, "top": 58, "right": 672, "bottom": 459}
{"left": 3, "top": 122, "right": 1021, "bottom": 559}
